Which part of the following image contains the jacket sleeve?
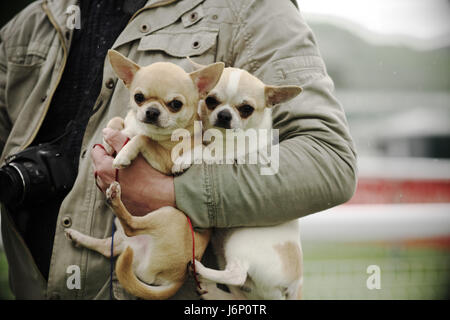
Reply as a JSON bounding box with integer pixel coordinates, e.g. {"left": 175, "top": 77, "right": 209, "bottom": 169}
{"left": 174, "top": 0, "right": 358, "bottom": 228}
{"left": 0, "top": 25, "right": 11, "bottom": 155}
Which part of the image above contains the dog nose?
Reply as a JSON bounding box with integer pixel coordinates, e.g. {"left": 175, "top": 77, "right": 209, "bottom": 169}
{"left": 145, "top": 107, "right": 160, "bottom": 122}
{"left": 217, "top": 110, "right": 232, "bottom": 123}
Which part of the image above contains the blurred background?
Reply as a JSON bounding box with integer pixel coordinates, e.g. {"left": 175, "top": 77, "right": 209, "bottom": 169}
{"left": 297, "top": 0, "right": 450, "bottom": 299}
{"left": 0, "top": 0, "right": 449, "bottom": 300}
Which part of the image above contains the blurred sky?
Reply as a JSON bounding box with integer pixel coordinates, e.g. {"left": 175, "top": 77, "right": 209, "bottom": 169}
{"left": 297, "top": 0, "right": 450, "bottom": 40}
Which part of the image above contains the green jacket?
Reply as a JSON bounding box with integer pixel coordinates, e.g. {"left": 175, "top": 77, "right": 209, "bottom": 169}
{"left": 0, "top": 0, "right": 357, "bottom": 299}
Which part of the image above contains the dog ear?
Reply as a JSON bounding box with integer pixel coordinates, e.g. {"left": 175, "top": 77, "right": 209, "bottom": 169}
{"left": 108, "top": 50, "right": 140, "bottom": 88}
{"left": 189, "top": 62, "right": 224, "bottom": 98}
{"left": 265, "top": 85, "right": 302, "bottom": 107}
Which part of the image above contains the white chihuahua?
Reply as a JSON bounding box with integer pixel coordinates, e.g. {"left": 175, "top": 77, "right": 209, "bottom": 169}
{"left": 192, "top": 63, "right": 304, "bottom": 300}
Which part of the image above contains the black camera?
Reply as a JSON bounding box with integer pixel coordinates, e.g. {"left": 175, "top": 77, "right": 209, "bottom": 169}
{"left": 0, "top": 142, "right": 76, "bottom": 209}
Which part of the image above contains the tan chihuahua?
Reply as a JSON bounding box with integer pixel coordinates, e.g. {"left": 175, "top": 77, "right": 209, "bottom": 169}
{"left": 191, "top": 62, "right": 304, "bottom": 300}
{"left": 65, "top": 51, "right": 224, "bottom": 299}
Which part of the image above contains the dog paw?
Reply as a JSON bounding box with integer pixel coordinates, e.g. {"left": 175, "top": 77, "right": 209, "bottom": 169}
{"left": 196, "top": 284, "right": 209, "bottom": 297}
{"left": 106, "top": 182, "right": 121, "bottom": 203}
{"left": 171, "top": 161, "right": 191, "bottom": 174}
{"left": 197, "top": 282, "right": 222, "bottom": 300}
{"left": 172, "top": 152, "right": 196, "bottom": 174}
{"left": 113, "top": 154, "right": 131, "bottom": 169}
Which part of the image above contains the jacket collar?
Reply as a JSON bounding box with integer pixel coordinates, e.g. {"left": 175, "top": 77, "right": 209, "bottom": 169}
{"left": 42, "top": 0, "right": 185, "bottom": 36}
{"left": 42, "top": 0, "right": 205, "bottom": 51}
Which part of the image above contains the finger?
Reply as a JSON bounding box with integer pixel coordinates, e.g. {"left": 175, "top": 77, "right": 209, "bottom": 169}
{"left": 94, "top": 170, "right": 107, "bottom": 192}
{"left": 103, "top": 128, "right": 128, "bottom": 153}
{"left": 92, "top": 146, "right": 115, "bottom": 178}
{"left": 91, "top": 144, "right": 111, "bottom": 169}
{"left": 91, "top": 146, "right": 115, "bottom": 192}
{"left": 95, "top": 167, "right": 115, "bottom": 192}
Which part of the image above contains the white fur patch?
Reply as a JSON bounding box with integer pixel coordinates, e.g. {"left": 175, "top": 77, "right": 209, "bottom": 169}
{"left": 226, "top": 69, "right": 242, "bottom": 98}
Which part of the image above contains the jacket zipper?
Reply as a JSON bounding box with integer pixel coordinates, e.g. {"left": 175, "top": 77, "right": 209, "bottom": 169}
{"left": 20, "top": 1, "right": 69, "bottom": 150}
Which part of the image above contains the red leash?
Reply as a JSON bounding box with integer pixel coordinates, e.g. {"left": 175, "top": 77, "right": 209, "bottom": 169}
{"left": 93, "top": 138, "right": 202, "bottom": 290}
{"left": 186, "top": 215, "right": 202, "bottom": 289}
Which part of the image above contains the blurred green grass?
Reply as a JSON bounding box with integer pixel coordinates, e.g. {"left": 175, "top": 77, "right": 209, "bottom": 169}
{"left": 302, "top": 242, "right": 450, "bottom": 300}
{"left": 0, "top": 250, "right": 13, "bottom": 299}
{"left": 0, "top": 243, "right": 448, "bottom": 300}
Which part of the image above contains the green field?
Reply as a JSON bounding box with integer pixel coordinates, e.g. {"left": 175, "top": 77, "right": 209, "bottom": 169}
{"left": 302, "top": 242, "right": 450, "bottom": 300}
{"left": 0, "top": 250, "right": 13, "bottom": 299}
{"left": 1, "top": 242, "right": 448, "bottom": 300}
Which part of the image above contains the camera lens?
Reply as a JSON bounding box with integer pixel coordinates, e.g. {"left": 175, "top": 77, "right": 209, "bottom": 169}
{"left": 0, "top": 165, "right": 25, "bottom": 205}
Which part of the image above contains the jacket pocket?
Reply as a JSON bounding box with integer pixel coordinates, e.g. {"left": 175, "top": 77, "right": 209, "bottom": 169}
{"left": 6, "top": 41, "right": 49, "bottom": 66}
{"left": 137, "top": 28, "right": 218, "bottom": 59}
{"left": 5, "top": 62, "right": 43, "bottom": 122}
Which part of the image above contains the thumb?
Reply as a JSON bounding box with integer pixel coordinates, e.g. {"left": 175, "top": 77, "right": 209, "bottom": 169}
{"left": 103, "top": 127, "right": 129, "bottom": 153}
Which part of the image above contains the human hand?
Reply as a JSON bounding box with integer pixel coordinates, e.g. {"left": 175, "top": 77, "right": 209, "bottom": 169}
{"left": 91, "top": 128, "right": 175, "bottom": 216}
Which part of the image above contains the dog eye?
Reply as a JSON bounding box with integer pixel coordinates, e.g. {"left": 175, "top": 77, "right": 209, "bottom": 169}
{"left": 134, "top": 93, "right": 145, "bottom": 104}
{"left": 168, "top": 99, "right": 183, "bottom": 112}
{"left": 205, "top": 96, "right": 220, "bottom": 110}
{"left": 238, "top": 104, "right": 254, "bottom": 118}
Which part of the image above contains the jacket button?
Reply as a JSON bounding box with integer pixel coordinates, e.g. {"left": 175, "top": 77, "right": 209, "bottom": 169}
{"left": 62, "top": 216, "right": 72, "bottom": 228}
{"left": 190, "top": 12, "right": 198, "bottom": 22}
{"left": 212, "top": 14, "right": 219, "bottom": 20}
{"left": 192, "top": 41, "right": 200, "bottom": 49}
{"left": 105, "top": 78, "right": 115, "bottom": 89}
{"left": 140, "top": 23, "right": 150, "bottom": 33}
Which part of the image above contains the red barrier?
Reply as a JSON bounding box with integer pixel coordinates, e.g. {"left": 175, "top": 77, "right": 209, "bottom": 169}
{"left": 348, "top": 179, "right": 450, "bottom": 204}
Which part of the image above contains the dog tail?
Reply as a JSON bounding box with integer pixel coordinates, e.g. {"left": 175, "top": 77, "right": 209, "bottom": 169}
{"left": 116, "top": 247, "right": 183, "bottom": 300}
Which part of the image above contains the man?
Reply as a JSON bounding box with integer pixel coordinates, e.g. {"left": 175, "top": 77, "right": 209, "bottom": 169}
{"left": 0, "top": 0, "right": 357, "bottom": 299}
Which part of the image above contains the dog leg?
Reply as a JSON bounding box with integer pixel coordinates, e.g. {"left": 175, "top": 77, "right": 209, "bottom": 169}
{"left": 194, "top": 259, "right": 248, "bottom": 287}
{"left": 107, "top": 117, "right": 125, "bottom": 131}
{"left": 106, "top": 182, "right": 143, "bottom": 235}
{"left": 65, "top": 229, "right": 124, "bottom": 258}
{"left": 106, "top": 182, "right": 177, "bottom": 235}
{"left": 171, "top": 145, "right": 203, "bottom": 174}
{"left": 112, "top": 135, "right": 144, "bottom": 169}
